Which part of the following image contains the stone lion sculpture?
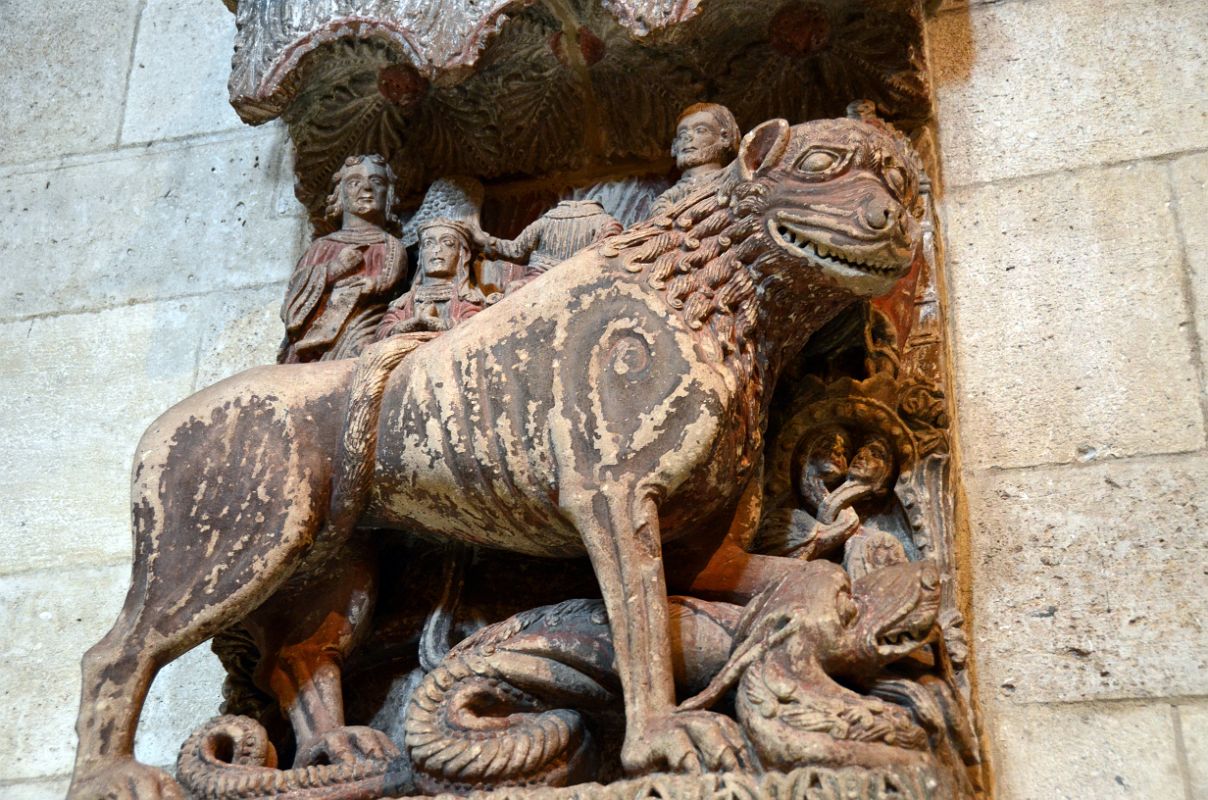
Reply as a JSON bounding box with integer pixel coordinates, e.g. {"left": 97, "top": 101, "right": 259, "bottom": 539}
{"left": 69, "top": 113, "right": 924, "bottom": 800}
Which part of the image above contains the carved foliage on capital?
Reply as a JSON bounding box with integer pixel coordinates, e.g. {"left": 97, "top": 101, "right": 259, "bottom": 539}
{"left": 228, "top": 0, "right": 933, "bottom": 223}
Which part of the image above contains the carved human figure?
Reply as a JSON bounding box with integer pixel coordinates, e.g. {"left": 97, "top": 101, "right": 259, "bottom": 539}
{"left": 376, "top": 219, "right": 496, "bottom": 337}
{"left": 280, "top": 155, "right": 407, "bottom": 362}
{"left": 474, "top": 198, "right": 621, "bottom": 290}
{"left": 650, "top": 103, "right": 740, "bottom": 218}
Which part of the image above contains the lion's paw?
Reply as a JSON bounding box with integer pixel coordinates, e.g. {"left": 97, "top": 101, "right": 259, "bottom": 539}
{"left": 295, "top": 725, "right": 400, "bottom": 767}
{"left": 68, "top": 761, "right": 185, "bottom": 800}
{"left": 622, "top": 710, "right": 751, "bottom": 775}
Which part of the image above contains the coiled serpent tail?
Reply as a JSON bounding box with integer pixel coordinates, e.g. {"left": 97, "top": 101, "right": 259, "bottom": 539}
{"left": 404, "top": 648, "right": 609, "bottom": 794}
{"left": 176, "top": 716, "right": 403, "bottom": 800}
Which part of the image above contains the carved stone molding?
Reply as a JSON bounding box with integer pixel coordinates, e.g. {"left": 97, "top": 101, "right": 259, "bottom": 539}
{"left": 223, "top": 0, "right": 935, "bottom": 224}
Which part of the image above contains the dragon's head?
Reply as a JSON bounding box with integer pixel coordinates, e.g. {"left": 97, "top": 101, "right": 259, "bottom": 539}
{"left": 729, "top": 111, "right": 925, "bottom": 299}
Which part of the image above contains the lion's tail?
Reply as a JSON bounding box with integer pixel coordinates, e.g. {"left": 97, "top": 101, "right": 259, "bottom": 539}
{"left": 176, "top": 716, "right": 410, "bottom": 800}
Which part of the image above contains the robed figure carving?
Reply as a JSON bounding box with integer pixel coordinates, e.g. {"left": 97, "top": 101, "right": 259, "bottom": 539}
{"left": 475, "top": 199, "right": 621, "bottom": 291}
{"left": 280, "top": 155, "right": 407, "bottom": 363}
{"left": 376, "top": 219, "right": 495, "bottom": 337}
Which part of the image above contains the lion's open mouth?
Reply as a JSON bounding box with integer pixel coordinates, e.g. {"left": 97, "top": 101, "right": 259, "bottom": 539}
{"left": 771, "top": 219, "right": 907, "bottom": 279}
{"left": 874, "top": 621, "right": 932, "bottom": 656}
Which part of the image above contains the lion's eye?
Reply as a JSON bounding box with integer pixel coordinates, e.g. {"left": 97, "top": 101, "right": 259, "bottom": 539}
{"left": 801, "top": 150, "right": 839, "bottom": 173}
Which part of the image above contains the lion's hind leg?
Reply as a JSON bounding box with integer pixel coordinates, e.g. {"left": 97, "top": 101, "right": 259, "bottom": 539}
{"left": 69, "top": 390, "right": 337, "bottom": 800}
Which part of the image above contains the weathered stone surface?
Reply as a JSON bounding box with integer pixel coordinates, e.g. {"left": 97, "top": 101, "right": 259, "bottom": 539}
{"left": 0, "top": 301, "right": 201, "bottom": 575}
{"left": 121, "top": 0, "right": 244, "bottom": 143}
{"left": 1171, "top": 152, "right": 1208, "bottom": 380}
{"left": 0, "top": 127, "right": 303, "bottom": 320}
{"left": 0, "top": 776, "right": 72, "bottom": 800}
{"left": 0, "top": 564, "right": 223, "bottom": 783}
{"left": 966, "top": 457, "right": 1208, "bottom": 705}
{"left": 1180, "top": 703, "right": 1208, "bottom": 800}
{"left": 0, "top": 0, "right": 141, "bottom": 164}
{"left": 193, "top": 284, "right": 287, "bottom": 388}
{"left": 943, "top": 161, "right": 1204, "bottom": 470}
{"left": 929, "top": 0, "right": 1208, "bottom": 186}
{"left": 989, "top": 703, "right": 1184, "bottom": 800}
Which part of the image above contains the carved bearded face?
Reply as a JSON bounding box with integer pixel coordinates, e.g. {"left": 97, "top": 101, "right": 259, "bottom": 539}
{"left": 419, "top": 224, "right": 470, "bottom": 280}
{"left": 338, "top": 162, "right": 391, "bottom": 226}
{"left": 672, "top": 110, "right": 733, "bottom": 170}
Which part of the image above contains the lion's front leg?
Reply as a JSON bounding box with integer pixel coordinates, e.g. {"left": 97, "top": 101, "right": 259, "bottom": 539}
{"left": 571, "top": 491, "right": 750, "bottom": 775}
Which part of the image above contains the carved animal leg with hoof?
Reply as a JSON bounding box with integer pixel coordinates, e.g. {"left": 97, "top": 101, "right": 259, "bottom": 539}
{"left": 249, "top": 548, "right": 399, "bottom": 767}
{"left": 571, "top": 490, "right": 750, "bottom": 776}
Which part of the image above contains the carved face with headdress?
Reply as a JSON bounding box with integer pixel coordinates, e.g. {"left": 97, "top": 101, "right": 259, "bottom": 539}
{"left": 416, "top": 219, "right": 473, "bottom": 283}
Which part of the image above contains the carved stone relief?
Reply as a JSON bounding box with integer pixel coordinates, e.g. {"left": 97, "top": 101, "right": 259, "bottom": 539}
{"left": 67, "top": 2, "right": 983, "bottom": 798}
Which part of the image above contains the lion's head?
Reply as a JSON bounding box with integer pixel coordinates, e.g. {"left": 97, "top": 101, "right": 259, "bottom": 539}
{"left": 729, "top": 112, "right": 925, "bottom": 300}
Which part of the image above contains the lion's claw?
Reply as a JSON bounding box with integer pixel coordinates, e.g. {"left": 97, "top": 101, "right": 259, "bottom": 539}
{"left": 68, "top": 762, "right": 185, "bottom": 800}
{"left": 622, "top": 711, "right": 751, "bottom": 775}
{"left": 295, "top": 725, "right": 400, "bottom": 767}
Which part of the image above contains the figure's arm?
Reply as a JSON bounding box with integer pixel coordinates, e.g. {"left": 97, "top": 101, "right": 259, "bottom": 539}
{"left": 480, "top": 219, "right": 542, "bottom": 264}
{"left": 281, "top": 245, "right": 333, "bottom": 334}
{"left": 372, "top": 237, "right": 407, "bottom": 295}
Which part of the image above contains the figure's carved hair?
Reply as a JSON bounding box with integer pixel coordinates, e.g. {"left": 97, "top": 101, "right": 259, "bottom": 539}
{"left": 324, "top": 154, "right": 402, "bottom": 227}
{"left": 676, "top": 102, "right": 741, "bottom": 154}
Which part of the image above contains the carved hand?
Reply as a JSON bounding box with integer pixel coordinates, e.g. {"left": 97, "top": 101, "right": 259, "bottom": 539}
{"left": 329, "top": 246, "right": 365, "bottom": 281}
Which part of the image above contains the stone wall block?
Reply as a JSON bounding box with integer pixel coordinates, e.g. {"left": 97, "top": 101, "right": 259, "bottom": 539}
{"left": 0, "top": 0, "right": 142, "bottom": 164}
{"left": 0, "top": 565, "right": 224, "bottom": 783}
{"left": 122, "top": 0, "right": 245, "bottom": 143}
{"left": 930, "top": 0, "right": 1208, "bottom": 186}
{"left": 0, "top": 128, "right": 303, "bottom": 320}
{"left": 1180, "top": 703, "right": 1208, "bottom": 799}
{"left": 1171, "top": 152, "right": 1208, "bottom": 385}
{"left": 0, "top": 300, "right": 213, "bottom": 575}
{"left": 988, "top": 703, "right": 1185, "bottom": 800}
{"left": 0, "top": 776, "right": 72, "bottom": 800}
{"left": 193, "top": 283, "right": 287, "bottom": 389}
{"left": 943, "top": 161, "right": 1204, "bottom": 469}
{"left": 966, "top": 457, "right": 1208, "bottom": 706}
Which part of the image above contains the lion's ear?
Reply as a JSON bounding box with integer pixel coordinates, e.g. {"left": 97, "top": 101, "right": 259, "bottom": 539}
{"left": 738, "top": 119, "right": 791, "bottom": 180}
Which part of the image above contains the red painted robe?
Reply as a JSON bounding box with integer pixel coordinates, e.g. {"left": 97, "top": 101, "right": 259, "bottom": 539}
{"left": 279, "top": 228, "right": 406, "bottom": 363}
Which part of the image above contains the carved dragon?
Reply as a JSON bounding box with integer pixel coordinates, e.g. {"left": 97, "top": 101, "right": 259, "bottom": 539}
{"left": 177, "top": 560, "right": 938, "bottom": 797}
{"left": 69, "top": 112, "right": 924, "bottom": 800}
